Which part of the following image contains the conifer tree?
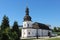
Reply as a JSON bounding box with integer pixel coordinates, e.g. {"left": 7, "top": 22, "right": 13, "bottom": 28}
{"left": 1, "top": 33, "right": 9, "bottom": 40}
{"left": 12, "top": 21, "right": 20, "bottom": 38}
{"left": 12, "top": 21, "right": 19, "bottom": 32}
{"left": 1, "top": 15, "right": 10, "bottom": 30}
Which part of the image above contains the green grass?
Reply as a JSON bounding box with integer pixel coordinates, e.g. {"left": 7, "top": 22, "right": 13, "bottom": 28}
{"left": 21, "top": 38, "right": 38, "bottom": 40}
{"left": 47, "top": 38, "right": 60, "bottom": 40}
{"left": 22, "top": 38, "right": 60, "bottom": 40}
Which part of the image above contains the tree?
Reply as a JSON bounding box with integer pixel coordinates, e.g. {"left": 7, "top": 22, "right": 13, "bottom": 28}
{"left": 1, "top": 27, "right": 11, "bottom": 40}
{"left": 12, "top": 21, "right": 19, "bottom": 32}
{"left": 53, "top": 27, "right": 57, "bottom": 32}
{"left": 12, "top": 21, "right": 20, "bottom": 39}
{"left": 0, "top": 15, "right": 10, "bottom": 40}
{"left": 58, "top": 27, "right": 60, "bottom": 32}
{"left": 0, "top": 27, "right": 1, "bottom": 40}
{"left": 1, "top": 33, "right": 9, "bottom": 40}
{"left": 0, "top": 15, "right": 21, "bottom": 40}
{"left": 9, "top": 31, "right": 18, "bottom": 40}
{"left": 1, "top": 15, "right": 10, "bottom": 30}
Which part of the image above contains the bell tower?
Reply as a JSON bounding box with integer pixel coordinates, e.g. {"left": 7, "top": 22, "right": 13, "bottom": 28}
{"left": 22, "top": 0, "right": 33, "bottom": 38}
{"left": 23, "top": 7, "right": 32, "bottom": 28}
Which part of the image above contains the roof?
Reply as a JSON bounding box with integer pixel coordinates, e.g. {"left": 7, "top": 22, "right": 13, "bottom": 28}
{"left": 23, "top": 7, "right": 32, "bottom": 21}
{"left": 32, "top": 22, "right": 50, "bottom": 30}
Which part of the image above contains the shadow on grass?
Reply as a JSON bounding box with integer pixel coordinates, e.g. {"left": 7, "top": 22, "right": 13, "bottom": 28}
{"left": 47, "top": 38, "right": 60, "bottom": 40}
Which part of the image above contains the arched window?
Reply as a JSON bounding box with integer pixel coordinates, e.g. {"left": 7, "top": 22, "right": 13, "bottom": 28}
{"left": 27, "top": 24, "right": 29, "bottom": 27}
{"left": 28, "top": 32, "right": 30, "bottom": 35}
{"left": 24, "top": 24, "right": 26, "bottom": 26}
{"left": 24, "top": 32, "right": 25, "bottom": 35}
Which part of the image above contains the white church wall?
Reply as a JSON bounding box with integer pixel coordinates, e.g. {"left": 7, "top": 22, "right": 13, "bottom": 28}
{"left": 23, "top": 22, "right": 27, "bottom": 28}
{"left": 27, "top": 29, "right": 36, "bottom": 37}
{"left": 38, "top": 29, "right": 49, "bottom": 37}
{"left": 22, "top": 29, "right": 27, "bottom": 38}
{"left": 23, "top": 21, "right": 32, "bottom": 28}
{"left": 42, "top": 30, "right": 48, "bottom": 36}
{"left": 38, "top": 29, "right": 42, "bottom": 36}
{"left": 22, "top": 29, "right": 36, "bottom": 38}
{"left": 22, "top": 28, "right": 51, "bottom": 38}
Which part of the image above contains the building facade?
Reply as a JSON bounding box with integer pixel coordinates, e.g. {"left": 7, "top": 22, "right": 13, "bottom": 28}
{"left": 21, "top": 7, "right": 52, "bottom": 38}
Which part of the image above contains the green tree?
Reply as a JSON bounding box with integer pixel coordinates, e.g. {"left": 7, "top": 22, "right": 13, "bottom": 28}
{"left": 9, "top": 31, "right": 18, "bottom": 40}
{"left": 0, "top": 15, "right": 10, "bottom": 40}
{"left": 58, "top": 27, "right": 60, "bottom": 32}
{"left": 1, "top": 33, "right": 9, "bottom": 40}
{"left": 1, "top": 15, "right": 10, "bottom": 30}
{"left": 12, "top": 21, "right": 20, "bottom": 40}
{"left": 0, "top": 27, "right": 1, "bottom": 40}
{"left": 53, "top": 27, "right": 57, "bottom": 32}
{"left": 1, "top": 27, "right": 11, "bottom": 40}
{"left": 12, "top": 21, "right": 19, "bottom": 32}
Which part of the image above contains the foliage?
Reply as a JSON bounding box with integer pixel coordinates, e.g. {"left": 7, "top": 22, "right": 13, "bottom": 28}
{"left": 12, "top": 21, "right": 19, "bottom": 32}
{"left": 56, "top": 32, "right": 60, "bottom": 35}
{"left": 9, "top": 31, "right": 19, "bottom": 40}
{"left": 1, "top": 15, "right": 10, "bottom": 30}
{"left": 19, "top": 29, "right": 21, "bottom": 37}
{"left": 1, "top": 27, "right": 20, "bottom": 40}
{"left": 12, "top": 21, "right": 21, "bottom": 37}
{"left": 1, "top": 27, "right": 10, "bottom": 40}
{"left": 1, "top": 33, "right": 9, "bottom": 40}
{"left": 54, "top": 32, "right": 60, "bottom": 35}
{"left": 52, "top": 27, "right": 60, "bottom": 35}
{"left": 53, "top": 27, "right": 57, "bottom": 32}
{"left": 57, "top": 27, "right": 60, "bottom": 32}
{"left": 0, "top": 15, "right": 21, "bottom": 40}
{"left": 0, "top": 29, "right": 1, "bottom": 40}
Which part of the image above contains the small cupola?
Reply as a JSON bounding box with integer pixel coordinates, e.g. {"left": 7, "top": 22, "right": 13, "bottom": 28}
{"left": 24, "top": 7, "right": 32, "bottom": 21}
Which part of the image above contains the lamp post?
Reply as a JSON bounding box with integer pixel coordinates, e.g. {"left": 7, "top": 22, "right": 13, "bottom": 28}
{"left": 36, "top": 24, "right": 39, "bottom": 39}
{"left": 36, "top": 28, "right": 38, "bottom": 39}
{"left": 42, "top": 29, "right": 43, "bottom": 37}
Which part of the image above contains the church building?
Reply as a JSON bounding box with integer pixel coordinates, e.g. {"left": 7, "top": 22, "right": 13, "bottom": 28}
{"left": 21, "top": 7, "right": 52, "bottom": 38}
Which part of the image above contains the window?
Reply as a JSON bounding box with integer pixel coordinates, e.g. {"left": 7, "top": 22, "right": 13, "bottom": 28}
{"left": 27, "top": 24, "right": 29, "bottom": 27}
{"left": 24, "top": 24, "right": 26, "bottom": 26}
{"left": 28, "top": 32, "right": 30, "bottom": 35}
{"left": 24, "top": 32, "right": 25, "bottom": 35}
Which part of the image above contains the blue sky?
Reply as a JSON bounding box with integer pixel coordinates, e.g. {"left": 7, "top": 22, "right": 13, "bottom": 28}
{"left": 0, "top": 0, "right": 60, "bottom": 28}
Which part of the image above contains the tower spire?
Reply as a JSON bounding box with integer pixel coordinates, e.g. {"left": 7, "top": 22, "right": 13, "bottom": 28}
{"left": 23, "top": 0, "right": 31, "bottom": 21}
{"left": 25, "top": 7, "right": 29, "bottom": 15}
{"left": 25, "top": 0, "right": 29, "bottom": 15}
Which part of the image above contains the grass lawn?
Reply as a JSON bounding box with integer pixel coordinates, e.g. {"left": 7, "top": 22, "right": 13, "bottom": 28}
{"left": 47, "top": 38, "right": 60, "bottom": 40}
{"left": 22, "top": 38, "right": 60, "bottom": 40}
{"left": 22, "top": 38, "right": 37, "bottom": 40}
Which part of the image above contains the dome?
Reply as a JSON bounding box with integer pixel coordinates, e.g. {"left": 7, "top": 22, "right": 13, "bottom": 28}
{"left": 23, "top": 7, "right": 32, "bottom": 21}
{"left": 24, "top": 15, "right": 31, "bottom": 21}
